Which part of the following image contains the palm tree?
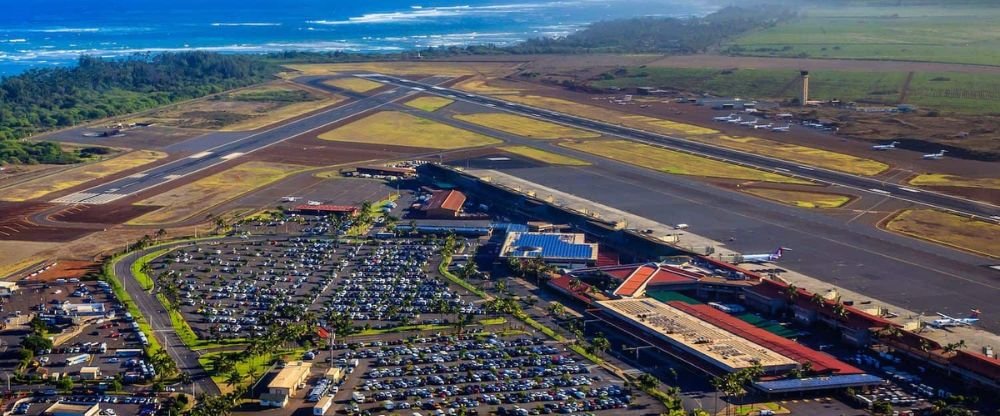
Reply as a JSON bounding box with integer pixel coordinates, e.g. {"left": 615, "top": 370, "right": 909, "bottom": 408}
{"left": 225, "top": 370, "right": 245, "bottom": 392}
{"left": 784, "top": 283, "right": 798, "bottom": 302}
{"left": 810, "top": 293, "right": 825, "bottom": 308}
{"left": 547, "top": 302, "right": 566, "bottom": 319}
{"left": 589, "top": 333, "right": 610, "bottom": 357}
{"left": 832, "top": 300, "right": 848, "bottom": 321}
{"left": 568, "top": 278, "right": 583, "bottom": 292}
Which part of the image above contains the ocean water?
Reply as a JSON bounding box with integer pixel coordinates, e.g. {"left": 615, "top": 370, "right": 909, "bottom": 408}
{"left": 0, "top": 0, "right": 716, "bottom": 76}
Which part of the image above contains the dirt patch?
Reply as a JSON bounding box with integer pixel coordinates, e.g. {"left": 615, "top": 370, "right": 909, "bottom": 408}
{"left": 39, "top": 125, "right": 206, "bottom": 151}
{"left": 0, "top": 202, "right": 101, "bottom": 242}
{"left": 25, "top": 260, "right": 97, "bottom": 282}
{"left": 885, "top": 209, "right": 1000, "bottom": 258}
{"left": 249, "top": 136, "right": 429, "bottom": 167}
{"left": 0, "top": 241, "right": 60, "bottom": 278}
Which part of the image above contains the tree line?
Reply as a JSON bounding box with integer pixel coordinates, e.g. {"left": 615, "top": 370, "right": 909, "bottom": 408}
{"left": 0, "top": 52, "right": 276, "bottom": 164}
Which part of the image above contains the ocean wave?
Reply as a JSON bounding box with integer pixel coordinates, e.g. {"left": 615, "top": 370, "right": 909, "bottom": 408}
{"left": 211, "top": 22, "right": 283, "bottom": 27}
{"left": 25, "top": 27, "right": 153, "bottom": 34}
{"left": 307, "top": 1, "right": 582, "bottom": 25}
{"left": 0, "top": 39, "right": 28, "bottom": 43}
{"left": 0, "top": 40, "right": 369, "bottom": 62}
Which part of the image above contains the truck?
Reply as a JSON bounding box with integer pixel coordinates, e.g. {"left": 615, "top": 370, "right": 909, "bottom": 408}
{"left": 313, "top": 396, "right": 333, "bottom": 415}
{"left": 65, "top": 354, "right": 90, "bottom": 366}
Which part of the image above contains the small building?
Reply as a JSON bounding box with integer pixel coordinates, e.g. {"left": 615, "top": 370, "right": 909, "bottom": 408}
{"left": 292, "top": 204, "right": 359, "bottom": 217}
{"left": 500, "top": 232, "right": 598, "bottom": 270}
{"left": 57, "top": 303, "right": 106, "bottom": 316}
{"left": 355, "top": 165, "right": 416, "bottom": 178}
{"left": 44, "top": 402, "right": 100, "bottom": 416}
{"left": 78, "top": 366, "right": 101, "bottom": 380}
{"left": 0, "top": 281, "right": 18, "bottom": 297}
{"left": 260, "top": 361, "right": 313, "bottom": 408}
{"left": 395, "top": 219, "right": 492, "bottom": 237}
{"left": 325, "top": 367, "right": 345, "bottom": 384}
{"left": 421, "top": 190, "right": 466, "bottom": 218}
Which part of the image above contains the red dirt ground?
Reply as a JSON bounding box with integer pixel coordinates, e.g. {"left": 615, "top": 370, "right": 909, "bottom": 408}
{"left": 25, "top": 260, "right": 97, "bottom": 282}
{"left": 0, "top": 202, "right": 101, "bottom": 242}
{"left": 48, "top": 204, "right": 163, "bottom": 225}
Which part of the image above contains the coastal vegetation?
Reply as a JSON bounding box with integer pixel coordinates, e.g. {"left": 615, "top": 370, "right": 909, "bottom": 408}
{"left": 0, "top": 52, "right": 275, "bottom": 163}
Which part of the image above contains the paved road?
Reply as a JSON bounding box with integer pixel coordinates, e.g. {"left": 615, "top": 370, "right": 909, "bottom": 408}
{"left": 51, "top": 86, "right": 417, "bottom": 205}
{"left": 361, "top": 74, "right": 1000, "bottom": 221}
{"left": 116, "top": 244, "right": 224, "bottom": 396}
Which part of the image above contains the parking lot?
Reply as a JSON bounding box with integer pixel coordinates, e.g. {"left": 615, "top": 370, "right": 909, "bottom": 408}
{"left": 152, "top": 228, "right": 484, "bottom": 341}
{"left": 15, "top": 394, "right": 157, "bottom": 416}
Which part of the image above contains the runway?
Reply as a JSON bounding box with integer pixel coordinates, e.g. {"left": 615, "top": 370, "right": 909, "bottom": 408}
{"left": 361, "top": 74, "right": 1000, "bottom": 222}
{"left": 50, "top": 85, "right": 417, "bottom": 204}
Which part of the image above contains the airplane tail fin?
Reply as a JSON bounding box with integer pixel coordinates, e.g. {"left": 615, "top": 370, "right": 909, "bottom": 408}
{"left": 771, "top": 247, "right": 784, "bottom": 260}
{"left": 970, "top": 309, "right": 981, "bottom": 318}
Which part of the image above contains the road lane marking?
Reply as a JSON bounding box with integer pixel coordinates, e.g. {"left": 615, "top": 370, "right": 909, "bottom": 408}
{"left": 189, "top": 151, "right": 213, "bottom": 159}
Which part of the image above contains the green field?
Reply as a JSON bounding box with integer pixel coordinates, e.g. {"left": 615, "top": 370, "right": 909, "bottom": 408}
{"left": 594, "top": 67, "right": 1000, "bottom": 114}
{"left": 725, "top": 6, "right": 1000, "bottom": 66}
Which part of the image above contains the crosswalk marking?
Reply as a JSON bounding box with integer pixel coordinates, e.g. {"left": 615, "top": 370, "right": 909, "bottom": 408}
{"left": 51, "top": 192, "right": 128, "bottom": 205}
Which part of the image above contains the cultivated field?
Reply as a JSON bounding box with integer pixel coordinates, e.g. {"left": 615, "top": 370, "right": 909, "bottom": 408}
{"left": 743, "top": 188, "right": 852, "bottom": 209}
{"left": 322, "top": 77, "right": 384, "bottom": 93}
{"left": 454, "top": 113, "right": 600, "bottom": 140}
{"left": 725, "top": 6, "right": 1000, "bottom": 66}
{"left": 0, "top": 150, "right": 167, "bottom": 201}
{"left": 908, "top": 174, "right": 1000, "bottom": 190}
{"left": 129, "top": 161, "right": 306, "bottom": 225}
{"left": 404, "top": 96, "right": 455, "bottom": 112}
{"left": 560, "top": 140, "right": 811, "bottom": 184}
{"left": 283, "top": 61, "right": 517, "bottom": 78}
{"left": 318, "top": 111, "right": 502, "bottom": 150}
{"left": 501, "top": 146, "right": 591, "bottom": 166}
{"left": 885, "top": 209, "right": 1000, "bottom": 258}
{"left": 135, "top": 83, "right": 341, "bottom": 131}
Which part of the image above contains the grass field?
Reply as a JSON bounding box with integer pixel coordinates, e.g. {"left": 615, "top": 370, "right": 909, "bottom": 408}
{"left": 454, "top": 113, "right": 600, "bottom": 140}
{"left": 0, "top": 241, "right": 56, "bottom": 278}
{"left": 221, "top": 95, "right": 343, "bottom": 131}
{"left": 454, "top": 77, "right": 525, "bottom": 95}
{"left": 133, "top": 83, "right": 340, "bottom": 130}
{"left": 1, "top": 150, "right": 167, "bottom": 201}
{"left": 560, "top": 140, "right": 811, "bottom": 184}
{"left": 743, "top": 188, "right": 852, "bottom": 209}
{"left": 908, "top": 174, "right": 1000, "bottom": 190}
{"left": 501, "top": 146, "right": 590, "bottom": 166}
{"left": 129, "top": 162, "right": 306, "bottom": 225}
{"left": 318, "top": 111, "right": 502, "bottom": 149}
{"left": 725, "top": 6, "right": 1000, "bottom": 66}
{"left": 322, "top": 77, "right": 384, "bottom": 93}
{"left": 283, "top": 62, "right": 516, "bottom": 77}
{"left": 404, "top": 96, "right": 455, "bottom": 112}
{"left": 708, "top": 135, "right": 889, "bottom": 176}
{"left": 885, "top": 209, "right": 1000, "bottom": 258}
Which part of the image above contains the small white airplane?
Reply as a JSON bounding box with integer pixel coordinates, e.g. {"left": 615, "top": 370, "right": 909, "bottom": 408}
{"left": 741, "top": 247, "right": 789, "bottom": 263}
{"left": 281, "top": 196, "right": 301, "bottom": 202}
{"left": 771, "top": 125, "right": 791, "bottom": 132}
{"left": 726, "top": 117, "right": 744, "bottom": 124}
{"left": 930, "top": 310, "right": 980, "bottom": 328}
{"left": 923, "top": 150, "right": 947, "bottom": 160}
{"left": 872, "top": 141, "right": 900, "bottom": 151}
{"left": 739, "top": 118, "right": 759, "bottom": 127}
{"left": 713, "top": 113, "right": 737, "bottom": 122}
{"left": 306, "top": 200, "right": 322, "bottom": 206}
{"left": 753, "top": 123, "right": 773, "bottom": 130}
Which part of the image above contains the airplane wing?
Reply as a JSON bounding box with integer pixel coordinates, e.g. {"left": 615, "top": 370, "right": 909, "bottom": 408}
{"left": 936, "top": 312, "right": 953, "bottom": 319}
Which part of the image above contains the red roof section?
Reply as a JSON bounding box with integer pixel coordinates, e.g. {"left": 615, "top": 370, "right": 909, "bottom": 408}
{"left": 596, "top": 245, "right": 620, "bottom": 267}
{"left": 425, "top": 190, "right": 466, "bottom": 212}
{"left": 750, "top": 279, "right": 895, "bottom": 330}
{"left": 668, "top": 301, "right": 862, "bottom": 375}
{"left": 648, "top": 265, "right": 702, "bottom": 286}
{"left": 293, "top": 204, "right": 359, "bottom": 213}
{"left": 548, "top": 275, "right": 595, "bottom": 304}
{"left": 951, "top": 351, "right": 1000, "bottom": 381}
{"left": 614, "top": 265, "right": 657, "bottom": 297}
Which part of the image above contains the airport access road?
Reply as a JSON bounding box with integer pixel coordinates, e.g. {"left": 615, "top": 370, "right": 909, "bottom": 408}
{"left": 49, "top": 86, "right": 417, "bottom": 205}
{"left": 361, "top": 74, "right": 1000, "bottom": 222}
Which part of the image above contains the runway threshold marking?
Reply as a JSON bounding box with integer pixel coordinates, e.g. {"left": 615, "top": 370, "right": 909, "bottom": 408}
{"left": 221, "top": 152, "right": 244, "bottom": 160}
{"left": 189, "top": 151, "right": 213, "bottom": 159}
{"left": 898, "top": 187, "right": 921, "bottom": 193}
{"left": 868, "top": 188, "right": 891, "bottom": 195}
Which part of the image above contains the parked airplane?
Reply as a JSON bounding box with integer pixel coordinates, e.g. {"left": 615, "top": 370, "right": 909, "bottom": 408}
{"left": 753, "top": 123, "right": 773, "bottom": 130}
{"left": 713, "top": 113, "right": 737, "bottom": 122}
{"left": 930, "top": 310, "right": 980, "bottom": 328}
{"left": 726, "top": 117, "right": 744, "bottom": 124}
{"left": 872, "top": 141, "right": 900, "bottom": 151}
{"left": 281, "top": 196, "right": 301, "bottom": 202}
{"left": 923, "top": 150, "right": 947, "bottom": 159}
{"left": 739, "top": 118, "right": 759, "bottom": 127}
{"left": 306, "top": 200, "right": 322, "bottom": 206}
{"left": 771, "top": 125, "right": 791, "bottom": 132}
{"left": 741, "top": 247, "right": 788, "bottom": 263}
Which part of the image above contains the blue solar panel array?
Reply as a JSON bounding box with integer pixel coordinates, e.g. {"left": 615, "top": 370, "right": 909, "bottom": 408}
{"left": 510, "top": 233, "right": 593, "bottom": 260}
{"left": 493, "top": 223, "right": 529, "bottom": 234}
{"left": 754, "top": 374, "right": 882, "bottom": 393}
